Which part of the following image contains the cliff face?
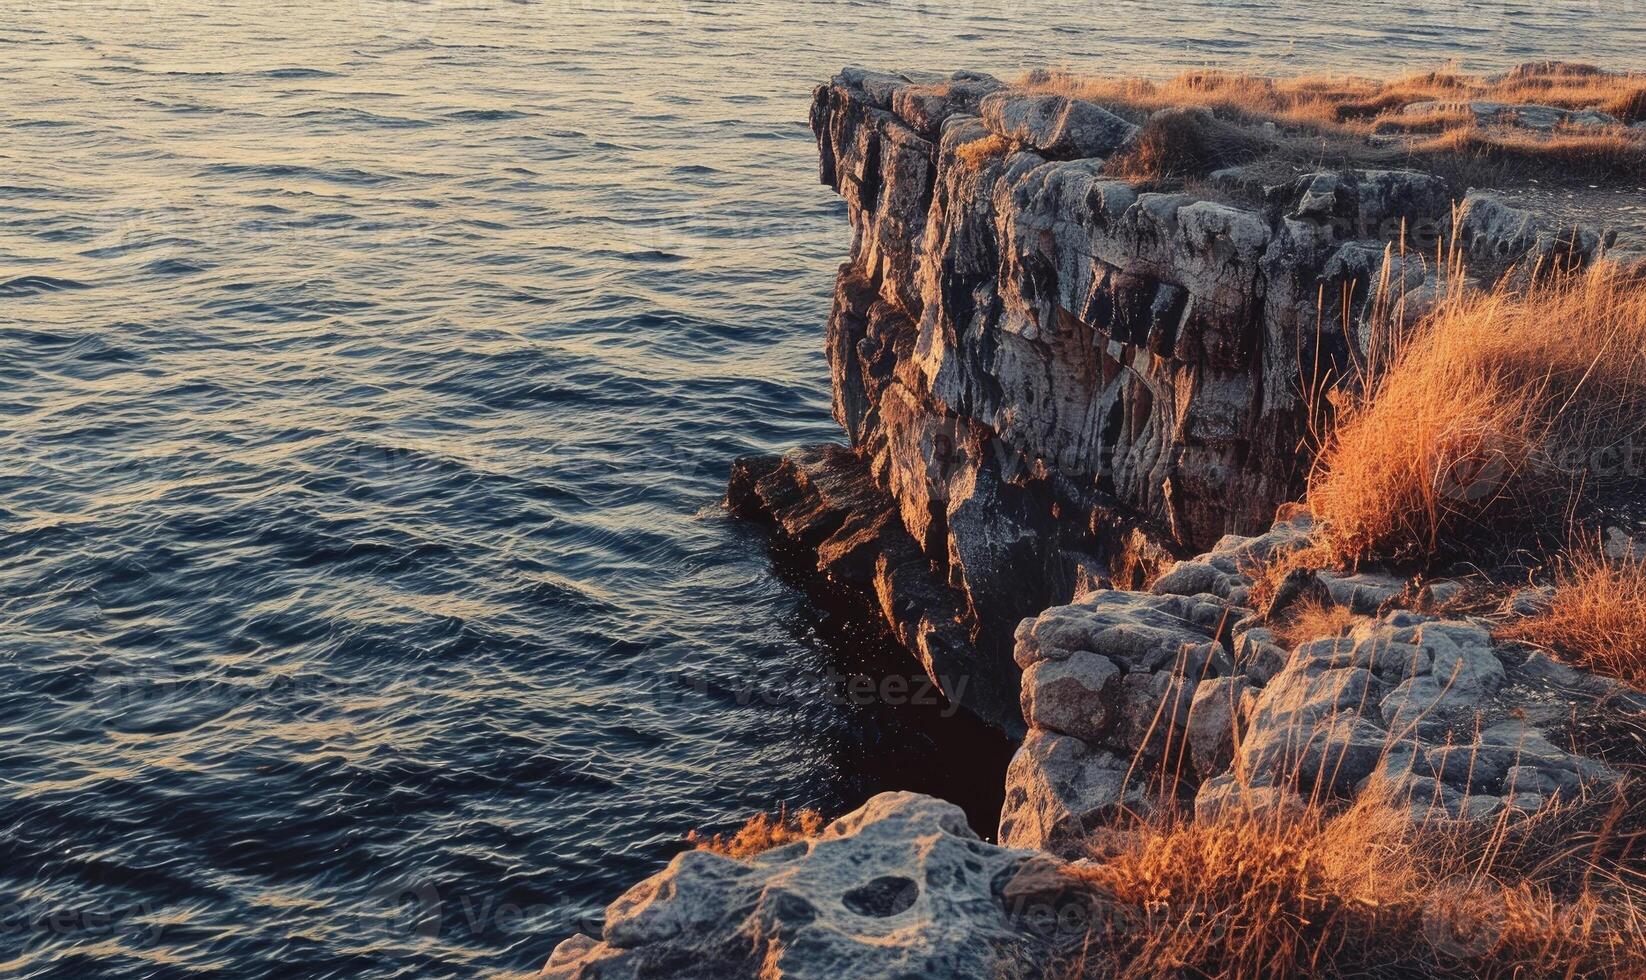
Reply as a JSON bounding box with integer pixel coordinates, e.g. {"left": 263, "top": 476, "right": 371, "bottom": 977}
{"left": 544, "top": 68, "right": 1643, "bottom": 978}
{"left": 731, "top": 67, "right": 1603, "bottom": 731}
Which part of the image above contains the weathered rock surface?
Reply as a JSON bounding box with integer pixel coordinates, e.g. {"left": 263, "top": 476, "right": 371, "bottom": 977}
{"left": 1004, "top": 511, "right": 1646, "bottom": 855}
{"left": 734, "top": 68, "right": 1611, "bottom": 726}
{"left": 540, "top": 792, "right": 1071, "bottom": 979}
{"left": 978, "top": 92, "right": 1138, "bottom": 158}
{"left": 562, "top": 68, "right": 1644, "bottom": 978}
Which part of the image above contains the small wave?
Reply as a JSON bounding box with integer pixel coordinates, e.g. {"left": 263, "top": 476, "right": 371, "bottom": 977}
{"left": 199, "top": 162, "right": 392, "bottom": 186}
{"left": 289, "top": 107, "right": 430, "bottom": 129}
{"left": 79, "top": 236, "right": 200, "bottom": 259}
{"left": 444, "top": 108, "right": 531, "bottom": 121}
{"left": 260, "top": 67, "right": 340, "bottom": 79}
{"left": 0, "top": 275, "right": 92, "bottom": 297}
{"left": 142, "top": 258, "right": 208, "bottom": 277}
{"left": 0, "top": 184, "right": 82, "bottom": 200}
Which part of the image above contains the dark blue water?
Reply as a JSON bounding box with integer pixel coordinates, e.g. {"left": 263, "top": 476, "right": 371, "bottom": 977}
{"left": 2, "top": 2, "right": 1640, "bottom": 977}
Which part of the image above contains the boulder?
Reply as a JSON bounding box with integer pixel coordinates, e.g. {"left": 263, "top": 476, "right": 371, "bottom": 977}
{"left": 978, "top": 92, "right": 1138, "bottom": 159}
{"left": 543, "top": 793, "right": 1059, "bottom": 979}
{"left": 998, "top": 730, "right": 1140, "bottom": 854}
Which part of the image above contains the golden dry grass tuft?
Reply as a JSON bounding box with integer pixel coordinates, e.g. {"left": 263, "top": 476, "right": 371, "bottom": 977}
{"left": 1271, "top": 596, "right": 1359, "bottom": 649}
{"left": 1305, "top": 262, "right": 1646, "bottom": 567}
{"left": 687, "top": 806, "right": 826, "bottom": 859}
{"left": 1498, "top": 543, "right": 1646, "bottom": 689}
{"left": 1016, "top": 63, "right": 1646, "bottom": 186}
{"left": 1606, "top": 86, "right": 1646, "bottom": 124}
{"left": 1053, "top": 785, "right": 1646, "bottom": 979}
{"left": 1102, "top": 107, "right": 1271, "bottom": 180}
{"left": 955, "top": 132, "right": 1012, "bottom": 168}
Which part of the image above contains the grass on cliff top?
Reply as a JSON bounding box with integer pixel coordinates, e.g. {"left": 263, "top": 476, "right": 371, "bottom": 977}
{"left": 1046, "top": 780, "right": 1646, "bottom": 979}
{"left": 1021, "top": 61, "right": 1646, "bottom": 128}
{"left": 1303, "top": 261, "right": 1646, "bottom": 569}
{"left": 1017, "top": 62, "right": 1646, "bottom": 186}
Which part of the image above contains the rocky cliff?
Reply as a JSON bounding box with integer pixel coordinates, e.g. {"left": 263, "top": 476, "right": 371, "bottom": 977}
{"left": 730, "top": 66, "right": 1612, "bottom": 732}
{"left": 542, "top": 516, "right": 1645, "bottom": 977}
{"left": 542, "top": 66, "right": 1643, "bottom": 978}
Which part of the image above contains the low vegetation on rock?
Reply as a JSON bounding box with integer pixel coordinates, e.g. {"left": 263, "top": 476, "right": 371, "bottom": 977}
{"left": 1270, "top": 595, "right": 1359, "bottom": 648}
{"left": 1021, "top": 63, "right": 1646, "bottom": 185}
{"left": 1306, "top": 261, "right": 1646, "bottom": 567}
{"left": 1498, "top": 543, "right": 1646, "bottom": 689}
{"left": 686, "top": 806, "right": 826, "bottom": 859}
{"left": 1052, "top": 784, "right": 1646, "bottom": 979}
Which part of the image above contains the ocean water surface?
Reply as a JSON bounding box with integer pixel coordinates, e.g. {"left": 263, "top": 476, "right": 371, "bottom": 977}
{"left": 2, "top": 2, "right": 1641, "bottom": 976}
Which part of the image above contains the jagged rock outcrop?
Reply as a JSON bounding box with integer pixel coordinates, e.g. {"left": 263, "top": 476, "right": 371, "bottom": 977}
{"left": 1003, "top": 510, "right": 1646, "bottom": 855}
{"left": 726, "top": 445, "right": 1024, "bottom": 731}
{"left": 732, "top": 68, "right": 1611, "bottom": 728}
{"left": 540, "top": 792, "right": 1084, "bottom": 979}
{"left": 554, "top": 67, "right": 1643, "bottom": 978}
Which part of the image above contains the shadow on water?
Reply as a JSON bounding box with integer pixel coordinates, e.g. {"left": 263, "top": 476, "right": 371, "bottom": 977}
{"left": 754, "top": 523, "right": 1016, "bottom": 840}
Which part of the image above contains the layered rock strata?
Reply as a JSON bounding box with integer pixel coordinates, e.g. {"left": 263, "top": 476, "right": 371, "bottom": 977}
{"left": 731, "top": 66, "right": 1614, "bottom": 731}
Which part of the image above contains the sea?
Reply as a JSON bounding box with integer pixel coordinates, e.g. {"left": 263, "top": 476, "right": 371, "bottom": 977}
{"left": 2, "top": 1, "right": 1640, "bottom": 976}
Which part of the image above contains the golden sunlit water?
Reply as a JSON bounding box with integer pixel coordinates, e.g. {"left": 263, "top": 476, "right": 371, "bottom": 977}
{"left": 2, "top": 2, "right": 1641, "bottom": 977}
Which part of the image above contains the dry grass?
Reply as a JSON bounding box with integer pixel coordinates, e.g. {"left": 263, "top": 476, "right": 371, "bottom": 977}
{"left": 1052, "top": 785, "right": 1646, "bottom": 979}
{"left": 1102, "top": 107, "right": 1271, "bottom": 180}
{"left": 955, "top": 132, "right": 1011, "bottom": 168}
{"left": 1607, "top": 86, "right": 1646, "bottom": 125}
{"left": 1271, "top": 596, "right": 1359, "bottom": 648}
{"left": 1305, "top": 262, "right": 1646, "bottom": 567}
{"left": 687, "top": 806, "right": 825, "bottom": 859}
{"left": 1016, "top": 63, "right": 1646, "bottom": 186}
{"left": 1022, "top": 62, "right": 1646, "bottom": 133}
{"left": 1414, "top": 126, "right": 1646, "bottom": 185}
{"left": 1499, "top": 543, "right": 1646, "bottom": 689}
